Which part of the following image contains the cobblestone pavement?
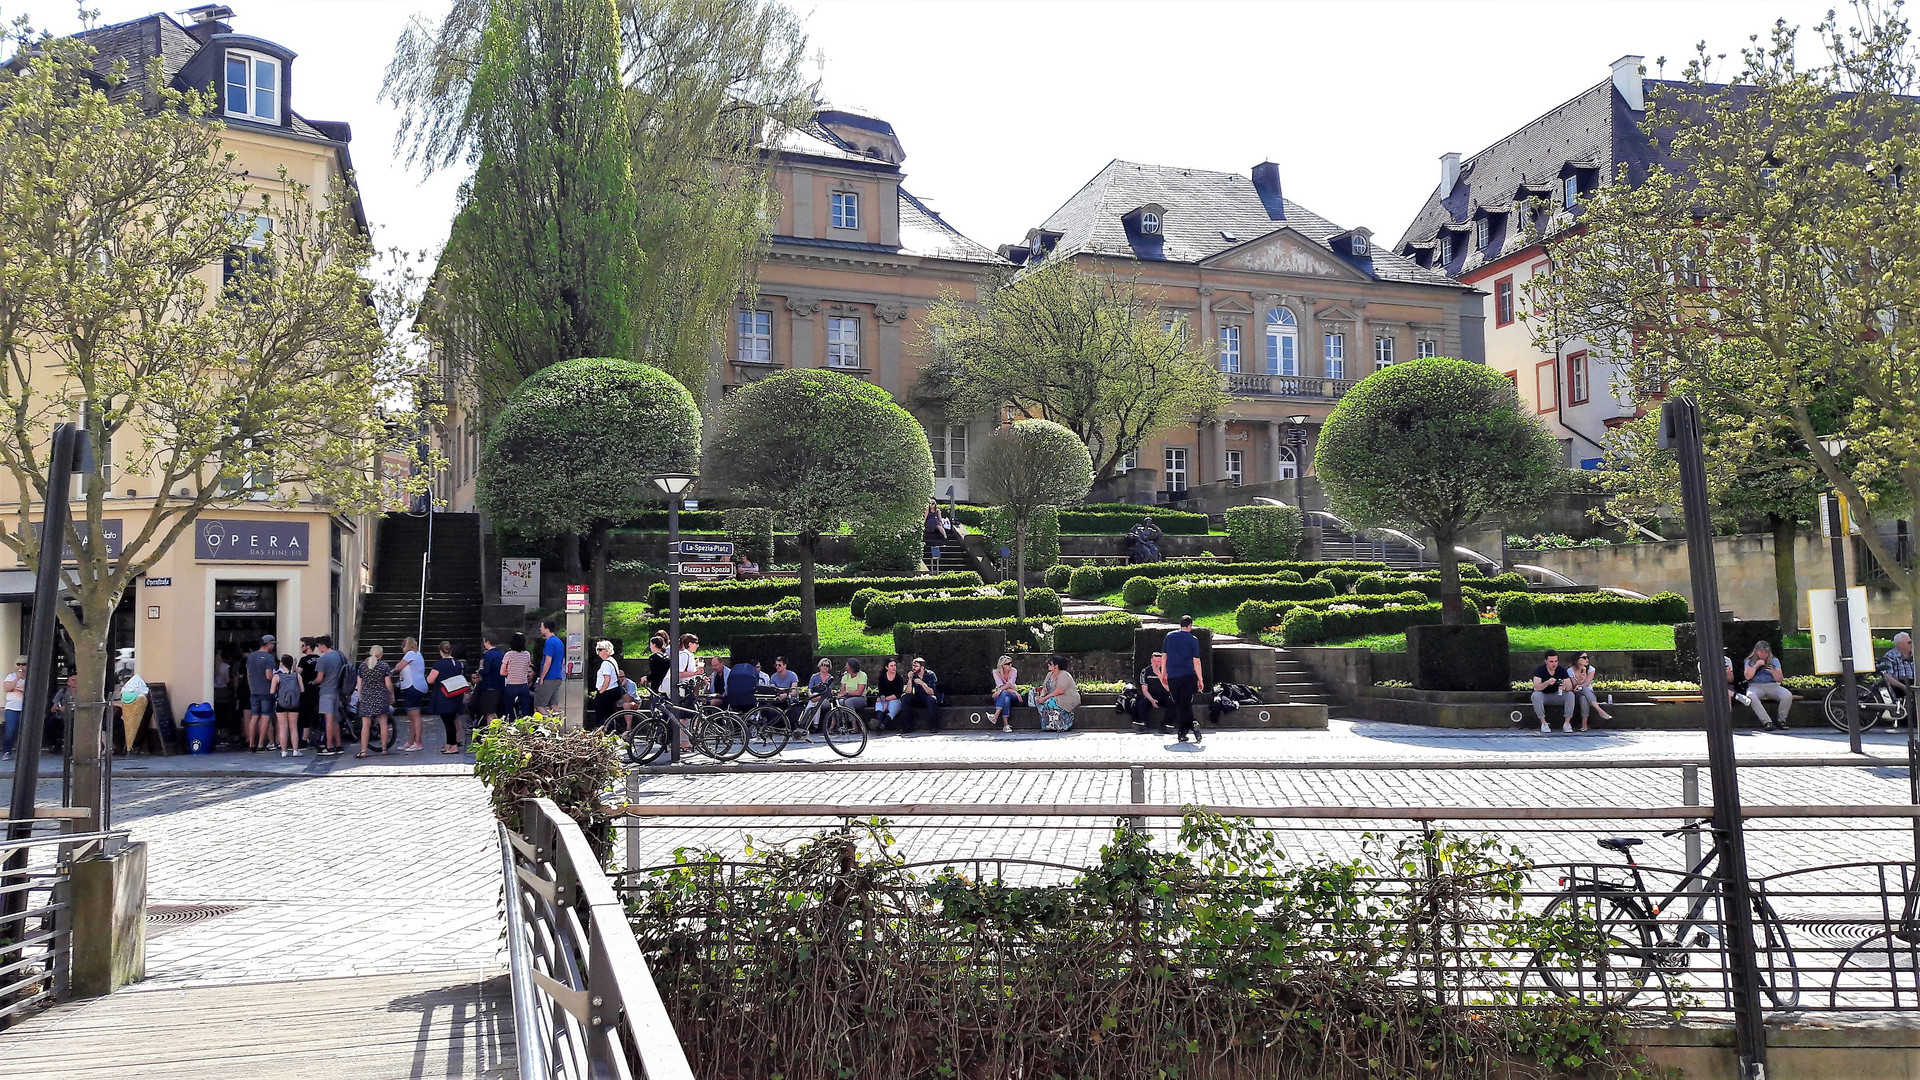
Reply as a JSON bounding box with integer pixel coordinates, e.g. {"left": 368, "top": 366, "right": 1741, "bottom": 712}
{"left": 43, "top": 772, "right": 503, "bottom": 990}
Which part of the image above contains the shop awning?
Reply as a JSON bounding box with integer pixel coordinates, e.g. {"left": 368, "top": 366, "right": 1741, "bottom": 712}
{"left": 0, "top": 570, "right": 41, "bottom": 603}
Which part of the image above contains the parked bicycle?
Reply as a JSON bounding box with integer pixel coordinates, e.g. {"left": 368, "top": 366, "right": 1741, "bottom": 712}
{"left": 1823, "top": 674, "right": 1911, "bottom": 732}
{"left": 1536, "top": 820, "right": 1800, "bottom": 1007}
{"left": 612, "top": 690, "right": 746, "bottom": 765}
{"left": 789, "top": 683, "right": 866, "bottom": 758}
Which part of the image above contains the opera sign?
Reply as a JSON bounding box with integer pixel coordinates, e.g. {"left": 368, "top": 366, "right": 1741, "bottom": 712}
{"left": 195, "top": 519, "right": 310, "bottom": 563}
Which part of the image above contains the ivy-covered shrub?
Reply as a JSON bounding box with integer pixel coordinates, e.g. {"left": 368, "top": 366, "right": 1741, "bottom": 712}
{"left": 1066, "top": 559, "right": 1390, "bottom": 596}
{"left": 1156, "top": 576, "right": 1335, "bottom": 616}
{"left": 851, "top": 516, "right": 924, "bottom": 572}
{"left": 648, "top": 571, "right": 982, "bottom": 611}
{"left": 1044, "top": 564, "right": 1073, "bottom": 591}
{"left": 866, "top": 587, "right": 1063, "bottom": 631}
{"left": 1120, "top": 575, "right": 1159, "bottom": 608}
{"left": 1223, "top": 504, "right": 1304, "bottom": 562}
{"left": 723, "top": 507, "right": 775, "bottom": 567}
{"left": 981, "top": 505, "right": 1061, "bottom": 571}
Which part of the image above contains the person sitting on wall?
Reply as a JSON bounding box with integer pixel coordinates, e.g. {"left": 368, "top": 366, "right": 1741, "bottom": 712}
{"left": 1529, "top": 650, "right": 1575, "bottom": 734}
{"left": 1132, "top": 651, "right": 1173, "bottom": 735}
{"left": 901, "top": 656, "right": 942, "bottom": 733}
{"left": 1743, "top": 640, "right": 1793, "bottom": 731}
{"left": 1882, "top": 631, "right": 1914, "bottom": 728}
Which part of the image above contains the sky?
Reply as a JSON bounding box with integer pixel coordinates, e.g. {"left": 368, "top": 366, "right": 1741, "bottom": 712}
{"left": 32, "top": 0, "right": 1848, "bottom": 262}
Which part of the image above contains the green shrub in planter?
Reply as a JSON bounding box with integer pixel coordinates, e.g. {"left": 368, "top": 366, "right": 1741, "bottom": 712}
{"left": 1223, "top": 504, "right": 1303, "bottom": 562}
{"left": 1495, "top": 593, "right": 1537, "bottom": 626}
{"left": 1053, "top": 612, "right": 1140, "bottom": 652}
{"left": 1044, "top": 564, "right": 1073, "bottom": 591}
{"left": 1121, "top": 576, "right": 1159, "bottom": 608}
{"left": 722, "top": 507, "right": 775, "bottom": 566}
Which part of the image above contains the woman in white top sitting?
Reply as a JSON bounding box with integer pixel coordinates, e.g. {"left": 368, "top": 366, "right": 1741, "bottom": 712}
{"left": 989, "top": 655, "right": 1020, "bottom": 733}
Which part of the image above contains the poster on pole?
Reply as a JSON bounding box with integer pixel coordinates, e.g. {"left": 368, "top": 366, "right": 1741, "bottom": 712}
{"left": 1819, "top": 495, "right": 1862, "bottom": 538}
{"left": 1808, "top": 586, "right": 1876, "bottom": 674}
{"left": 501, "top": 558, "right": 540, "bottom": 607}
{"left": 565, "top": 584, "right": 588, "bottom": 613}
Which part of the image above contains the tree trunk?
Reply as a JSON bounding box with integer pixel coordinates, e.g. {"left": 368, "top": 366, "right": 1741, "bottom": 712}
{"left": 563, "top": 530, "right": 584, "bottom": 587}
{"left": 1436, "top": 525, "right": 1463, "bottom": 625}
{"left": 64, "top": 600, "right": 111, "bottom": 834}
{"left": 1015, "top": 518, "right": 1028, "bottom": 623}
{"left": 799, "top": 533, "right": 818, "bottom": 645}
{"left": 587, "top": 522, "right": 609, "bottom": 642}
{"left": 1770, "top": 513, "right": 1800, "bottom": 635}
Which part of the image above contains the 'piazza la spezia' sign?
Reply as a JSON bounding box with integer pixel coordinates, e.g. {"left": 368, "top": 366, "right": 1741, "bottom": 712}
{"left": 195, "top": 519, "right": 311, "bottom": 563}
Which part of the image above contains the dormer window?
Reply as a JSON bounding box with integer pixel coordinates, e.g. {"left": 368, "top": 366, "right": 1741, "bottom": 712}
{"left": 1473, "top": 216, "right": 1490, "bottom": 251}
{"left": 1221, "top": 230, "right": 1237, "bottom": 242}
{"left": 1435, "top": 235, "right": 1452, "bottom": 268}
{"left": 225, "top": 49, "right": 280, "bottom": 125}
{"left": 1139, "top": 212, "right": 1160, "bottom": 235}
{"left": 1562, "top": 174, "right": 1580, "bottom": 209}
{"left": 1351, "top": 233, "right": 1369, "bottom": 256}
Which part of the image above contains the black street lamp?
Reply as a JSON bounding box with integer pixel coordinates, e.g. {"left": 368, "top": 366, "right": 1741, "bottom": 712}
{"left": 1284, "top": 413, "right": 1310, "bottom": 509}
{"left": 651, "top": 472, "right": 696, "bottom": 764}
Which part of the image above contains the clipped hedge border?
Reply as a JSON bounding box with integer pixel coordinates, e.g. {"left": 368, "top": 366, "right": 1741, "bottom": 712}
{"left": 1157, "top": 576, "right": 1335, "bottom": 616}
{"left": 1281, "top": 602, "right": 1469, "bottom": 646}
{"left": 648, "top": 571, "right": 982, "bottom": 611}
{"left": 866, "top": 588, "right": 1063, "bottom": 631}
{"left": 950, "top": 503, "right": 1211, "bottom": 535}
{"left": 1506, "top": 592, "right": 1689, "bottom": 626}
{"left": 608, "top": 608, "right": 802, "bottom": 647}
{"left": 850, "top": 581, "right": 1014, "bottom": 619}
{"left": 1234, "top": 590, "right": 1433, "bottom": 636}
{"left": 1068, "top": 559, "right": 1389, "bottom": 597}
{"left": 890, "top": 611, "right": 1139, "bottom": 655}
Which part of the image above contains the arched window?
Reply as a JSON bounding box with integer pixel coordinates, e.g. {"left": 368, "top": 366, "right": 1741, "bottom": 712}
{"left": 1277, "top": 444, "right": 1298, "bottom": 480}
{"left": 1140, "top": 212, "right": 1160, "bottom": 235}
{"left": 1265, "top": 307, "right": 1298, "bottom": 377}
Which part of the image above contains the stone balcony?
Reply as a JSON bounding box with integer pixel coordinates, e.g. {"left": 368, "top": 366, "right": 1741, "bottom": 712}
{"left": 1225, "top": 372, "right": 1357, "bottom": 399}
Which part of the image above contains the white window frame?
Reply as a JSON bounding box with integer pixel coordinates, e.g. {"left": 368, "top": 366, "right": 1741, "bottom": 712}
{"left": 1218, "top": 325, "right": 1241, "bottom": 374}
{"left": 1435, "top": 235, "right": 1451, "bottom": 268}
{"left": 930, "top": 424, "right": 968, "bottom": 480}
{"left": 826, "top": 316, "right": 860, "bottom": 369}
{"left": 736, "top": 309, "right": 772, "bottom": 364}
{"left": 1324, "top": 332, "right": 1345, "bottom": 380}
{"left": 1416, "top": 338, "right": 1437, "bottom": 359}
{"left": 1140, "top": 212, "right": 1160, "bottom": 234}
{"left": 830, "top": 191, "right": 859, "bottom": 230}
{"left": 1351, "top": 233, "right": 1368, "bottom": 256}
{"left": 1374, "top": 335, "right": 1395, "bottom": 369}
{"left": 1563, "top": 174, "right": 1580, "bottom": 209}
{"left": 1224, "top": 449, "right": 1243, "bottom": 487}
{"left": 1474, "top": 216, "right": 1490, "bottom": 250}
{"left": 1276, "top": 444, "right": 1298, "bottom": 481}
{"left": 1119, "top": 451, "right": 1137, "bottom": 473}
{"left": 1265, "top": 307, "right": 1298, "bottom": 377}
{"left": 225, "top": 49, "right": 280, "bottom": 125}
{"left": 1163, "top": 448, "right": 1188, "bottom": 492}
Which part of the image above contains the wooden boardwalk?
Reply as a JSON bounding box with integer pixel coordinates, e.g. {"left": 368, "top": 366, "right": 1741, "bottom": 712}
{"left": 0, "top": 968, "right": 515, "bottom": 1079}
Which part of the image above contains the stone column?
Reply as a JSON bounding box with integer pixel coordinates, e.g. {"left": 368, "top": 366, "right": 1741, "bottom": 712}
{"left": 1212, "top": 418, "right": 1228, "bottom": 487}
{"left": 1197, "top": 286, "right": 1218, "bottom": 485}
{"left": 1266, "top": 419, "right": 1282, "bottom": 485}
{"left": 71, "top": 841, "right": 146, "bottom": 997}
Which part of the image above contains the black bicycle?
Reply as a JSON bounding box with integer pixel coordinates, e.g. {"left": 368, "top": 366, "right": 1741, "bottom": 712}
{"left": 614, "top": 690, "right": 747, "bottom": 765}
{"left": 1537, "top": 821, "right": 1800, "bottom": 1007}
{"left": 1823, "top": 675, "right": 1911, "bottom": 732}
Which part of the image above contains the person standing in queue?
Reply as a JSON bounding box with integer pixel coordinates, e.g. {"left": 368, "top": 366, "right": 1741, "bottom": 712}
{"left": 1161, "top": 616, "right": 1203, "bottom": 744}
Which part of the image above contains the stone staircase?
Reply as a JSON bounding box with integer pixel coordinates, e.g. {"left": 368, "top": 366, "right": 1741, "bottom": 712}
{"left": 1272, "top": 647, "right": 1336, "bottom": 706}
{"left": 359, "top": 512, "right": 485, "bottom": 659}
{"left": 1315, "top": 525, "right": 1426, "bottom": 570}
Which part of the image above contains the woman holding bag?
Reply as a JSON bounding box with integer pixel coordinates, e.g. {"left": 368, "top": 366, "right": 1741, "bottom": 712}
{"left": 426, "top": 641, "right": 468, "bottom": 753}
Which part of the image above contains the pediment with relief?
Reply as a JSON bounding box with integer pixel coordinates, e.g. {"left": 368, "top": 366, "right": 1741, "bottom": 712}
{"left": 1203, "top": 228, "right": 1368, "bottom": 280}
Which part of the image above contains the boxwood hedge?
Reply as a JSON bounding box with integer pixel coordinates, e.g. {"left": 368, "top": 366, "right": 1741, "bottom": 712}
{"left": 850, "top": 581, "right": 1013, "bottom": 619}
{"left": 1156, "top": 576, "right": 1336, "bottom": 616}
{"left": 1067, "top": 559, "right": 1388, "bottom": 597}
{"left": 1234, "top": 590, "right": 1431, "bottom": 636}
{"left": 865, "top": 587, "right": 1063, "bottom": 631}
{"left": 1280, "top": 602, "right": 1467, "bottom": 646}
{"left": 648, "top": 571, "right": 982, "bottom": 611}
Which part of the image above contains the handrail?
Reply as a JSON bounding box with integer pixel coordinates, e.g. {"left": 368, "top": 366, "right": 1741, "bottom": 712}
{"left": 0, "top": 820, "right": 127, "bottom": 1028}
{"left": 615, "top": 801, "right": 1920, "bottom": 821}
{"left": 502, "top": 798, "right": 695, "bottom": 1080}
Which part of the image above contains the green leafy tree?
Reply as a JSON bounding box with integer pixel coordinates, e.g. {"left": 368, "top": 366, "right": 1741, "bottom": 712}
{"left": 1541, "top": 9, "right": 1920, "bottom": 632}
{"left": 705, "top": 370, "right": 933, "bottom": 640}
{"left": 477, "top": 358, "right": 700, "bottom": 638}
{"left": 389, "top": 0, "right": 813, "bottom": 403}
{"left": 918, "top": 260, "right": 1228, "bottom": 481}
{"left": 969, "top": 420, "right": 1093, "bottom": 620}
{"left": 0, "top": 28, "right": 416, "bottom": 830}
{"left": 1316, "top": 359, "right": 1563, "bottom": 624}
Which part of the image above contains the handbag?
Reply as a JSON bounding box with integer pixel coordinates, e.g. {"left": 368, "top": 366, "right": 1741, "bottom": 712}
{"left": 439, "top": 674, "right": 471, "bottom": 696}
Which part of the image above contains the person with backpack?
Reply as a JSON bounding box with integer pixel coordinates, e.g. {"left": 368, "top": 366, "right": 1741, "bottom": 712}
{"left": 271, "top": 653, "right": 303, "bottom": 758}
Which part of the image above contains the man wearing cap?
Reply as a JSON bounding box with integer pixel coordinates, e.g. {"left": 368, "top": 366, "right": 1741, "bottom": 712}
{"left": 247, "top": 635, "right": 279, "bottom": 751}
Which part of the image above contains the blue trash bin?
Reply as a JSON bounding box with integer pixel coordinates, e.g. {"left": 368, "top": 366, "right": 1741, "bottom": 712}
{"left": 183, "top": 702, "right": 216, "bottom": 755}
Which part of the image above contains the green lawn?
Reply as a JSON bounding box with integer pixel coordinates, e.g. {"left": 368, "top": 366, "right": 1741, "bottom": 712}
{"left": 815, "top": 607, "right": 899, "bottom": 655}
{"left": 1782, "top": 631, "right": 1895, "bottom": 652}
{"left": 1305, "top": 622, "right": 1679, "bottom": 653}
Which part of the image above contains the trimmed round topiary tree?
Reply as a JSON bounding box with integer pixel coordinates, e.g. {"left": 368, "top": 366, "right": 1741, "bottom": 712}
{"left": 1316, "top": 358, "right": 1562, "bottom": 625}
{"left": 478, "top": 357, "right": 700, "bottom": 638}
{"left": 704, "top": 369, "right": 933, "bottom": 640}
{"left": 1120, "top": 575, "right": 1158, "bottom": 609}
{"left": 969, "top": 420, "right": 1094, "bottom": 620}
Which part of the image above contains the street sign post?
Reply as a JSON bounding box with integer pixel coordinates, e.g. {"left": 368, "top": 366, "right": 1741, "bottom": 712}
{"left": 1821, "top": 492, "right": 1865, "bottom": 753}
{"left": 673, "top": 540, "right": 734, "bottom": 559}
{"left": 1809, "top": 587, "right": 1875, "bottom": 674}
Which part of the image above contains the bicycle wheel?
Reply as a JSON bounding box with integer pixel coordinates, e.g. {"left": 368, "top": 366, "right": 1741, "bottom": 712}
{"left": 690, "top": 707, "right": 747, "bottom": 762}
{"left": 1824, "top": 679, "right": 1884, "bottom": 732}
{"left": 822, "top": 705, "right": 867, "bottom": 758}
{"left": 742, "top": 705, "right": 792, "bottom": 758}
{"left": 1751, "top": 894, "right": 1802, "bottom": 1008}
{"left": 621, "top": 711, "right": 668, "bottom": 766}
{"left": 1537, "top": 883, "right": 1655, "bottom": 1006}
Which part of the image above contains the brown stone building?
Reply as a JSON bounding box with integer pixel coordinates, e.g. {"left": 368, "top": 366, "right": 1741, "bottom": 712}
{"left": 1000, "top": 160, "right": 1483, "bottom": 496}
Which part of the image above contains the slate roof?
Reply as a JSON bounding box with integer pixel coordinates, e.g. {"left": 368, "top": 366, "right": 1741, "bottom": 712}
{"left": 1394, "top": 77, "right": 1686, "bottom": 269}
{"left": 1031, "top": 160, "right": 1460, "bottom": 288}
{"left": 766, "top": 114, "right": 1005, "bottom": 266}
{"left": 70, "top": 12, "right": 333, "bottom": 140}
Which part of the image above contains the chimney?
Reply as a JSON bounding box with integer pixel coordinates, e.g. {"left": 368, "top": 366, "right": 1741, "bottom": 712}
{"left": 1251, "top": 161, "right": 1285, "bottom": 219}
{"left": 182, "top": 4, "right": 235, "bottom": 44}
{"left": 1439, "top": 152, "right": 1461, "bottom": 194}
{"left": 1612, "top": 55, "right": 1645, "bottom": 111}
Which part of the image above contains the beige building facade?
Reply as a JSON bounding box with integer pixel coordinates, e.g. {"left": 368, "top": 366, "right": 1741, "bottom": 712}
{"left": 0, "top": 9, "right": 379, "bottom": 704}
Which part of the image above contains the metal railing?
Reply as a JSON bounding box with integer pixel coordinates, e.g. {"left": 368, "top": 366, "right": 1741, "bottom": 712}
{"left": 0, "top": 808, "right": 127, "bottom": 1029}
{"left": 500, "top": 797, "right": 694, "bottom": 1080}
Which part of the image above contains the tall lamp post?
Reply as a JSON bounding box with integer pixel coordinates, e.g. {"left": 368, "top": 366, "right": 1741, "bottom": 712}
{"left": 1818, "top": 436, "right": 1863, "bottom": 755}
{"left": 1286, "top": 414, "right": 1310, "bottom": 557}
{"left": 652, "top": 472, "right": 696, "bottom": 765}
